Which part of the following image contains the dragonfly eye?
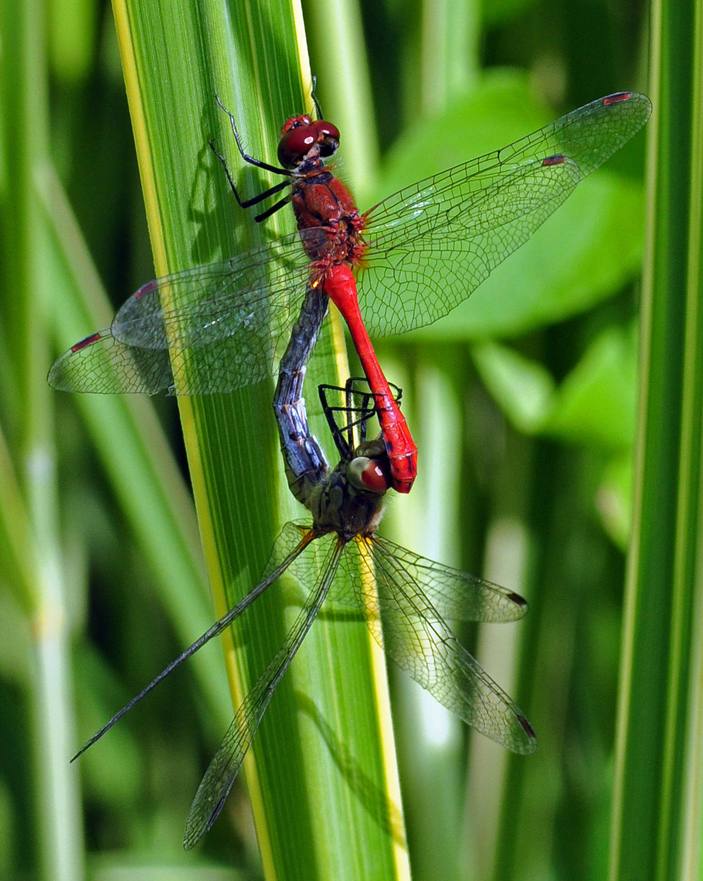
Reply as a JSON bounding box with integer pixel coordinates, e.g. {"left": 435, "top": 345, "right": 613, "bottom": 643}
{"left": 278, "top": 118, "right": 340, "bottom": 168}
{"left": 311, "top": 120, "right": 340, "bottom": 157}
{"left": 280, "top": 114, "right": 314, "bottom": 135}
{"left": 348, "top": 457, "right": 389, "bottom": 494}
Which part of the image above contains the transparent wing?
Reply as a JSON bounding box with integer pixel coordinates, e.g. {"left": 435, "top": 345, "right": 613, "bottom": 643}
{"left": 48, "top": 328, "right": 177, "bottom": 394}
{"left": 183, "top": 532, "right": 343, "bottom": 850}
{"left": 49, "top": 235, "right": 314, "bottom": 395}
{"left": 341, "top": 536, "right": 536, "bottom": 754}
{"left": 49, "top": 94, "right": 650, "bottom": 395}
{"left": 370, "top": 535, "right": 528, "bottom": 622}
{"left": 71, "top": 522, "right": 315, "bottom": 762}
{"left": 358, "top": 92, "right": 652, "bottom": 336}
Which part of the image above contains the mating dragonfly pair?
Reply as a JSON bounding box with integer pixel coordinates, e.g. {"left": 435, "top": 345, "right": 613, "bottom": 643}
{"left": 52, "top": 87, "right": 651, "bottom": 847}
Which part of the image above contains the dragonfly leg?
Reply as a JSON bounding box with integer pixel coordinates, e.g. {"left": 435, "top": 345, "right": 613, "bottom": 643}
{"left": 209, "top": 138, "right": 290, "bottom": 210}
{"left": 214, "top": 96, "right": 290, "bottom": 177}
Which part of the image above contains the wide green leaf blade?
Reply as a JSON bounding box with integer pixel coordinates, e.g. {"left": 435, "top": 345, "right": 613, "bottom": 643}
{"left": 111, "top": 0, "right": 409, "bottom": 876}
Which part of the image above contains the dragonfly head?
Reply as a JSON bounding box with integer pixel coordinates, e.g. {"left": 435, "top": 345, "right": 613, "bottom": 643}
{"left": 278, "top": 115, "right": 340, "bottom": 169}
{"left": 347, "top": 439, "right": 391, "bottom": 495}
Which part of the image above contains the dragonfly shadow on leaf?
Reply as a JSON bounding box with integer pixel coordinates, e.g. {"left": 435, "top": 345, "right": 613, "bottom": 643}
{"left": 295, "top": 691, "right": 406, "bottom": 846}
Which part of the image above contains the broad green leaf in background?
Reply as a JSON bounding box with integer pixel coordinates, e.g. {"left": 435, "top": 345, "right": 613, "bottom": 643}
{"left": 474, "top": 323, "right": 638, "bottom": 447}
{"left": 473, "top": 324, "right": 638, "bottom": 544}
{"left": 373, "top": 73, "right": 647, "bottom": 341}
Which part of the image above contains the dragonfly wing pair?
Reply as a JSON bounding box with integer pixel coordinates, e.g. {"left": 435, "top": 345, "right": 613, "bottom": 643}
{"left": 359, "top": 92, "right": 652, "bottom": 336}
{"left": 49, "top": 94, "right": 651, "bottom": 398}
{"left": 184, "top": 528, "right": 344, "bottom": 849}
{"left": 49, "top": 238, "right": 312, "bottom": 395}
{"left": 183, "top": 519, "right": 536, "bottom": 846}
{"left": 338, "top": 533, "right": 535, "bottom": 754}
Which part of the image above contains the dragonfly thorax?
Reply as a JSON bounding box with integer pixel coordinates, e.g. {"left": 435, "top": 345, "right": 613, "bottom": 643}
{"left": 292, "top": 175, "right": 365, "bottom": 267}
{"left": 308, "top": 438, "right": 388, "bottom": 540}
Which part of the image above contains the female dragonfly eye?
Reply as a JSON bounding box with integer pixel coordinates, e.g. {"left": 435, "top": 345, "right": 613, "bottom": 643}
{"left": 348, "top": 456, "right": 389, "bottom": 494}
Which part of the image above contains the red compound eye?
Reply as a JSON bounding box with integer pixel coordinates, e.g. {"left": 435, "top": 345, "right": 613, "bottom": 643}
{"left": 278, "top": 116, "right": 340, "bottom": 167}
{"left": 348, "top": 457, "right": 390, "bottom": 494}
{"left": 311, "top": 120, "right": 340, "bottom": 157}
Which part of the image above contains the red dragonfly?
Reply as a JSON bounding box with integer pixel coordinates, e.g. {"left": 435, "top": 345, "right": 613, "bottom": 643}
{"left": 49, "top": 91, "right": 651, "bottom": 492}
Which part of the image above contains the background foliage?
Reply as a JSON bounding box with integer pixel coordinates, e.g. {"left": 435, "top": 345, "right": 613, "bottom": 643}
{"left": 0, "top": 0, "right": 681, "bottom": 877}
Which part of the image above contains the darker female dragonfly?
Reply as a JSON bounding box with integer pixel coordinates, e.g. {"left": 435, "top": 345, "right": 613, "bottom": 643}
{"left": 49, "top": 91, "right": 651, "bottom": 492}
{"left": 72, "top": 377, "right": 536, "bottom": 849}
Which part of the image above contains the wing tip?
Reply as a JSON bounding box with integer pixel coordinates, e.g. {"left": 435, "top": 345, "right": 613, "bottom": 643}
{"left": 514, "top": 713, "right": 539, "bottom": 754}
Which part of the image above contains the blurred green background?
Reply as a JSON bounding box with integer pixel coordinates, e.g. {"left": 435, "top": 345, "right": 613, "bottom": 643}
{"left": 0, "top": 0, "right": 659, "bottom": 877}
